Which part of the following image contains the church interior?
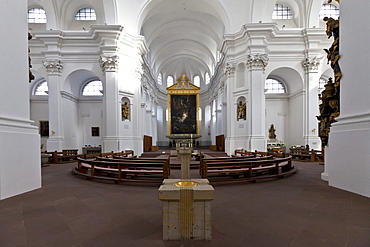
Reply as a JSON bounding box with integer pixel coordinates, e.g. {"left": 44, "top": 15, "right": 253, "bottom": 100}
{"left": 0, "top": 0, "right": 369, "bottom": 246}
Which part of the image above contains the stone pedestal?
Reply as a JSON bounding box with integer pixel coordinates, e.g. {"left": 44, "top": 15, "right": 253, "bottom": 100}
{"left": 178, "top": 148, "right": 192, "bottom": 179}
{"left": 158, "top": 179, "right": 214, "bottom": 240}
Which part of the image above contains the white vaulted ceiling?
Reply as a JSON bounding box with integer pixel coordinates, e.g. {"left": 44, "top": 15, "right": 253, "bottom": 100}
{"left": 140, "top": 0, "right": 226, "bottom": 79}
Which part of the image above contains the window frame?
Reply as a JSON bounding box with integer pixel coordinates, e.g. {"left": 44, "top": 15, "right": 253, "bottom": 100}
{"left": 33, "top": 80, "right": 48, "bottom": 95}
{"left": 272, "top": 4, "right": 293, "bottom": 20}
{"left": 28, "top": 7, "right": 47, "bottom": 24}
{"left": 319, "top": 4, "right": 340, "bottom": 19}
{"left": 81, "top": 79, "right": 103, "bottom": 96}
{"left": 264, "top": 78, "right": 287, "bottom": 94}
{"left": 74, "top": 7, "right": 97, "bottom": 21}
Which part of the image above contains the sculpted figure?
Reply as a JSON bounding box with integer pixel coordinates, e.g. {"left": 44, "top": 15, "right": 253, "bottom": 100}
{"left": 268, "top": 124, "right": 276, "bottom": 139}
{"left": 237, "top": 101, "right": 246, "bottom": 120}
{"left": 122, "top": 102, "right": 129, "bottom": 120}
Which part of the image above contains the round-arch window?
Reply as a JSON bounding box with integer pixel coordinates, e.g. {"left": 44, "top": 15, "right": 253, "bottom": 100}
{"left": 157, "top": 73, "right": 163, "bottom": 85}
{"left": 75, "top": 8, "right": 96, "bottom": 21}
{"left": 265, "top": 78, "right": 286, "bottom": 94}
{"left": 205, "top": 73, "right": 210, "bottom": 85}
{"left": 194, "top": 76, "right": 200, "bottom": 87}
{"left": 28, "top": 8, "right": 47, "bottom": 23}
{"left": 34, "top": 81, "right": 48, "bottom": 95}
{"left": 167, "top": 76, "right": 174, "bottom": 87}
{"left": 82, "top": 80, "right": 103, "bottom": 96}
{"left": 272, "top": 4, "right": 293, "bottom": 19}
{"left": 319, "top": 4, "right": 340, "bottom": 19}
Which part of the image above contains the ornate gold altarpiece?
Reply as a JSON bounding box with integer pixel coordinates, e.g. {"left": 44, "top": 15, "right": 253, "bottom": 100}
{"left": 166, "top": 75, "right": 201, "bottom": 146}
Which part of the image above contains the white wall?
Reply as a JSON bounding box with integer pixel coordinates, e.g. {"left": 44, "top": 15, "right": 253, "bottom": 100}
{"left": 0, "top": 0, "right": 41, "bottom": 200}
{"left": 79, "top": 100, "right": 103, "bottom": 148}
{"left": 30, "top": 98, "right": 49, "bottom": 150}
{"left": 266, "top": 98, "right": 288, "bottom": 143}
{"left": 324, "top": 0, "right": 370, "bottom": 197}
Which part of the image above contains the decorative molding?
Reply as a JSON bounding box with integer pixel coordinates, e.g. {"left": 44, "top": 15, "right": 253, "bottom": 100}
{"left": 302, "top": 57, "right": 322, "bottom": 71}
{"left": 43, "top": 59, "right": 63, "bottom": 75}
{"left": 99, "top": 55, "right": 119, "bottom": 72}
{"left": 224, "top": 63, "right": 235, "bottom": 77}
{"left": 134, "top": 63, "right": 144, "bottom": 79}
{"left": 246, "top": 54, "right": 269, "bottom": 70}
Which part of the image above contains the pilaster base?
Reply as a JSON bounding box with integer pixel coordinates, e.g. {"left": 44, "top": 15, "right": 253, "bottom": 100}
{"left": 0, "top": 122, "right": 41, "bottom": 199}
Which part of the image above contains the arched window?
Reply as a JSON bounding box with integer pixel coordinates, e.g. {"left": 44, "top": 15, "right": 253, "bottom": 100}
{"left": 75, "top": 8, "right": 96, "bottom": 21}
{"left": 265, "top": 78, "right": 286, "bottom": 94}
{"left": 205, "top": 73, "right": 210, "bottom": 85}
{"left": 34, "top": 81, "right": 48, "bottom": 95}
{"left": 272, "top": 4, "right": 293, "bottom": 19}
{"left": 319, "top": 78, "right": 327, "bottom": 92}
{"left": 193, "top": 76, "right": 200, "bottom": 87}
{"left": 157, "top": 73, "right": 162, "bottom": 85}
{"left": 82, "top": 80, "right": 103, "bottom": 96}
{"left": 28, "top": 8, "right": 47, "bottom": 23}
{"left": 319, "top": 4, "right": 340, "bottom": 19}
{"left": 167, "top": 76, "right": 174, "bottom": 87}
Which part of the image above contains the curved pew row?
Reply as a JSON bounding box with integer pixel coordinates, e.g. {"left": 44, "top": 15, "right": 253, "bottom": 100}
{"left": 72, "top": 156, "right": 170, "bottom": 184}
{"left": 200, "top": 156, "right": 297, "bottom": 183}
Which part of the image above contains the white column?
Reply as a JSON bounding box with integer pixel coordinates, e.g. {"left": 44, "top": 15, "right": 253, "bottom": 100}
{"left": 0, "top": 0, "right": 41, "bottom": 199}
{"left": 302, "top": 57, "right": 322, "bottom": 150}
{"left": 324, "top": 0, "right": 370, "bottom": 197}
{"left": 100, "top": 55, "right": 120, "bottom": 152}
{"left": 223, "top": 63, "right": 236, "bottom": 155}
{"left": 44, "top": 59, "right": 64, "bottom": 151}
{"left": 247, "top": 54, "right": 268, "bottom": 151}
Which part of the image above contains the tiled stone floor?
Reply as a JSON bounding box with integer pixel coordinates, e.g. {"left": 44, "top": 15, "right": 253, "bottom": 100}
{"left": 0, "top": 159, "right": 369, "bottom": 247}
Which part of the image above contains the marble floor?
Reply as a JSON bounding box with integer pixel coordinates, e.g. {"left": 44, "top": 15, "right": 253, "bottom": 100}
{"left": 0, "top": 155, "right": 369, "bottom": 247}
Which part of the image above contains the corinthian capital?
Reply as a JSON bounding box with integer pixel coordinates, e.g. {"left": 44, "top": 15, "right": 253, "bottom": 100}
{"left": 224, "top": 63, "right": 236, "bottom": 77}
{"left": 246, "top": 53, "right": 269, "bottom": 70}
{"left": 302, "top": 57, "right": 322, "bottom": 71}
{"left": 43, "top": 59, "right": 63, "bottom": 75}
{"left": 99, "top": 55, "right": 119, "bottom": 72}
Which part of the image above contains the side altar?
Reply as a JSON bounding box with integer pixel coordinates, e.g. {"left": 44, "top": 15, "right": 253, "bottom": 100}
{"left": 166, "top": 74, "right": 202, "bottom": 149}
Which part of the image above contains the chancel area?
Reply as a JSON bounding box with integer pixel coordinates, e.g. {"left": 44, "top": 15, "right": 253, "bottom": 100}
{"left": 0, "top": 0, "right": 369, "bottom": 245}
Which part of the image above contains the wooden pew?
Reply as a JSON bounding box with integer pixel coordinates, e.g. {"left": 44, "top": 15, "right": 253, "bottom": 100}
{"left": 199, "top": 155, "right": 274, "bottom": 178}
{"left": 201, "top": 156, "right": 296, "bottom": 183}
{"left": 289, "top": 148, "right": 322, "bottom": 162}
{"left": 74, "top": 156, "right": 170, "bottom": 184}
{"left": 46, "top": 149, "right": 82, "bottom": 163}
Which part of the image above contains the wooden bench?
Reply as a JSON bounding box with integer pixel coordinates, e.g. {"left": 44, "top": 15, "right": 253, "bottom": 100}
{"left": 199, "top": 154, "right": 274, "bottom": 178}
{"left": 45, "top": 149, "right": 82, "bottom": 163}
{"left": 73, "top": 156, "right": 170, "bottom": 184}
{"left": 201, "top": 156, "right": 296, "bottom": 183}
{"left": 289, "top": 148, "right": 322, "bottom": 162}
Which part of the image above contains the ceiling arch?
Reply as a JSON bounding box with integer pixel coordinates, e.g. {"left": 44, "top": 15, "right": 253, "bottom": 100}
{"left": 139, "top": 0, "right": 227, "bottom": 80}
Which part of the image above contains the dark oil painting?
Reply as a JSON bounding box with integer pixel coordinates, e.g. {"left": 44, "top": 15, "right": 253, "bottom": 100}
{"left": 171, "top": 94, "right": 197, "bottom": 134}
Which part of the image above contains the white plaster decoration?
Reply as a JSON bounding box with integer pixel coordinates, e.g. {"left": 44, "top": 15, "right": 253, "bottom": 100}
{"left": 99, "top": 55, "right": 119, "bottom": 72}
{"left": 224, "top": 63, "right": 235, "bottom": 77}
{"left": 134, "top": 63, "right": 144, "bottom": 79}
{"left": 246, "top": 54, "right": 269, "bottom": 71}
{"left": 302, "top": 57, "right": 322, "bottom": 71}
{"left": 219, "top": 80, "right": 225, "bottom": 93}
{"left": 43, "top": 59, "right": 63, "bottom": 75}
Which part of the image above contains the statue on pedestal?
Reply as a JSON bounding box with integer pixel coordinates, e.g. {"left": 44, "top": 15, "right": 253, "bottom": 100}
{"left": 268, "top": 124, "right": 276, "bottom": 139}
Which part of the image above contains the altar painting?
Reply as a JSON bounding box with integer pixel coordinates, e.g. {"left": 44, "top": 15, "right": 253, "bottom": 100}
{"left": 170, "top": 94, "right": 197, "bottom": 134}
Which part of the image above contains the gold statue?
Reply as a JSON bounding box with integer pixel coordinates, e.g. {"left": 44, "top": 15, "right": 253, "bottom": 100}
{"left": 237, "top": 101, "right": 246, "bottom": 120}
{"left": 122, "top": 102, "right": 129, "bottom": 120}
{"left": 268, "top": 124, "right": 276, "bottom": 139}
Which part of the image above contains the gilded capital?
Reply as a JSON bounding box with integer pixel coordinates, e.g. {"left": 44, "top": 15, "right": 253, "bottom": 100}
{"left": 43, "top": 59, "right": 63, "bottom": 75}
{"left": 99, "top": 55, "right": 119, "bottom": 72}
{"left": 246, "top": 53, "right": 269, "bottom": 70}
